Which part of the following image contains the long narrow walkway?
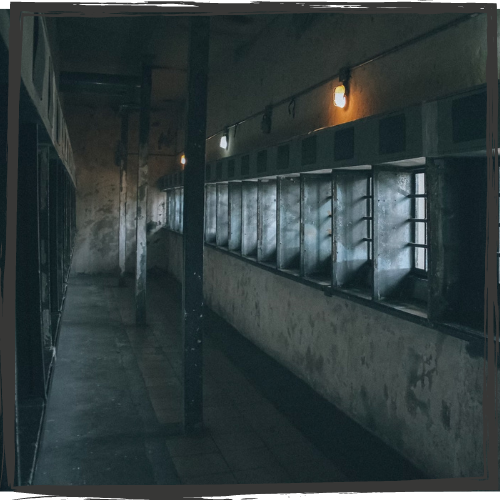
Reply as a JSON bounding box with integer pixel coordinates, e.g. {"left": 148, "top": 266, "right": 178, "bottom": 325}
{"left": 33, "top": 271, "right": 350, "bottom": 485}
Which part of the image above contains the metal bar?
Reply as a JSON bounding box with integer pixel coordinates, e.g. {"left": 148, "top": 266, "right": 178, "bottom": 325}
{"left": 228, "top": 182, "right": 242, "bottom": 252}
{"left": 216, "top": 183, "right": 229, "bottom": 247}
{"left": 276, "top": 177, "right": 283, "bottom": 269}
{"left": 183, "top": 16, "right": 210, "bottom": 435}
{"left": 135, "top": 63, "right": 152, "bottom": 325}
{"left": 64, "top": 173, "right": 69, "bottom": 281}
{"left": 367, "top": 174, "right": 373, "bottom": 261}
{"left": 257, "top": 180, "right": 263, "bottom": 261}
{"left": 49, "top": 157, "right": 60, "bottom": 341}
{"left": 408, "top": 218, "right": 428, "bottom": 222}
{"left": 67, "top": 175, "right": 71, "bottom": 261}
{"left": 407, "top": 194, "right": 427, "bottom": 198}
{"left": 408, "top": 242, "right": 428, "bottom": 248}
{"left": 118, "top": 110, "right": 129, "bottom": 287}
{"left": 57, "top": 165, "right": 64, "bottom": 299}
{"left": 299, "top": 174, "right": 305, "bottom": 277}
{"left": 16, "top": 122, "right": 46, "bottom": 400}
{"left": 38, "top": 145, "right": 53, "bottom": 384}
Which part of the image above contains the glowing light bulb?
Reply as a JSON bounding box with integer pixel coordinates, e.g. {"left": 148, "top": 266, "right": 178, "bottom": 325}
{"left": 181, "top": 154, "right": 186, "bottom": 165}
{"left": 334, "top": 84, "right": 346, "bottom": 108}
{"left": 220, "top": 134, "right": 228, "bottom": 150}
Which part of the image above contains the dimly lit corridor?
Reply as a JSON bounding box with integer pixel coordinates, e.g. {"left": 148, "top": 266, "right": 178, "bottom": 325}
{"left": 1, "top": 5, "right": 499, "bottom": 490}
{"left": 33, "top": 273, "right": 352, "bottom": 485}
{"left": 32, "top": 272, "right": 427, "bottom": 485}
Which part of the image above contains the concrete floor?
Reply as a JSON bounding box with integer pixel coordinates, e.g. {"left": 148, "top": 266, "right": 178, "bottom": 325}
{"left": 33, "top": 271, "right": 350, "bottom": 485}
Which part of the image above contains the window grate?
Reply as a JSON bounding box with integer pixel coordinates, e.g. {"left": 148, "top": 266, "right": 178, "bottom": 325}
{"left": 409, "top": 171, "right": 428, "bottom": 273}
{"left": 366, "top": 174, "right": 373, "bottom": 261}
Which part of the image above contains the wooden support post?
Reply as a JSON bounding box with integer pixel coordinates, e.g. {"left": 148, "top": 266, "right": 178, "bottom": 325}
{"left": 135, "top": 64, "right": 152, "bottom": 325}
{"left": 16, "top": 123, "right": 46, "bottom": 401}
{"left": 118, "top": 110, "right": 129, "bottom": 287}
{"left": 183, "top": 16, "right": 210, "bottom": 435}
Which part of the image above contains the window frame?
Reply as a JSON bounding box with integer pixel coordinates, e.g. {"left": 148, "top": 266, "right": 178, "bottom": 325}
{"left": 408, "top": 168, "right": 428, "bottom": 278}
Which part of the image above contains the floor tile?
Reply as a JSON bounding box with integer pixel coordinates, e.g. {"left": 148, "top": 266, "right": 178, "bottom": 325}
{"left": 166, "top": 435, "right": 219, "bottom": 457}
{"left": 221, "top": 447, "right": 282, "bottom": 472}
{"left": 233, "top": 465, "right": 291, "bottom": 484}
{"left": 239, "top": 404, "right": 288, "bottom": 430}
{"left": 205, "top": 415, "right": 255, "bottom": 435}
{"left": 283, "top": 458, "right": 348, "bottom": 483}
{"left": 255, "top": 423, "right": 310, "bottom": 448}
{"left": 267, "top": 440, "right": 328, "bottom": 468}
{"left": 154, "top": 407, "right": 181, "bottom": 425}
{"left": 172, "top": 453, "right": 230, "bottom": 478}
{"left": 34, "top": 273, "right": 364, "bottom": 486}
{"left": 211, "top": 430, "right": 267, "bottom": 454}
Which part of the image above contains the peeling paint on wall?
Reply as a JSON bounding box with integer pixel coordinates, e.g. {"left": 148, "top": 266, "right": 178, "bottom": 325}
{"left": 199, "top": 245, "right": 489, "bottom": 479}
{"left": 66, "top": 103, "right": 179, "bottom": 274}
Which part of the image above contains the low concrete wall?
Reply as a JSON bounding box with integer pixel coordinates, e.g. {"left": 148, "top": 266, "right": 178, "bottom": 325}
{"left": 164, "top": 235, "right": 493, "bottom": 480}
{"left": 203, "top": 247, "right": 489, "bottom": 479}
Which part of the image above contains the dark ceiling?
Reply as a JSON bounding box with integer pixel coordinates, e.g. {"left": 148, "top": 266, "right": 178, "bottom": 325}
{"left": 56, "top": 14, "right": 279, "bottom": 107}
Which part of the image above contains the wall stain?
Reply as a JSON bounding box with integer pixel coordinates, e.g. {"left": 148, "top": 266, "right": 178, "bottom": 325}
{"left": 304, "top": 345, "right": 324, "bottom": 375}
{"left": 441, "top": 400, "right": 451, "bottom": 430}
{"left": 405, "top": 387, "right": 429, "bottom": 418}
{"left": 407, "top": 347, "right": 436, "bottom": 390}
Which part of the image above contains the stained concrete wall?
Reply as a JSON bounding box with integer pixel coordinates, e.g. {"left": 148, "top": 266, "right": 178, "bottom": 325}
{"left": 167, "top": 14, "right": 495, "bottom": 479}
{"left": 202, "top": 246, "right": 490, "bottom": 479}
{"left": 67, "top": 98, "right": 179, "bottom": 275}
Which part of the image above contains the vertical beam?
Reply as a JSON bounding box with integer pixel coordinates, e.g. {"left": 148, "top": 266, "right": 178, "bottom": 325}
{"left": 204, "top": 184, "right": 216, "bottom": 244}
{"left": 135, "top": 64, "right": 152, "bottom": 324}
{"left": 72, "top": 182, "right": 76, "bottom": 248}
{"left": 183, "top": 16, "right": 210, "bottom": 435}
{"left": 65, "top": 175, "right": 70, "bottom": 275}
{"left": 257, "top": 179, "right": 277, "bottom": 264}
{"left": 57, "top": 164, "right": 64, "bottom": 300}
{"left": 277, "top": 176, "right": 300, "bottom": 271}
{"left": 118, "top": 110, "right": 129, "bottom": 287}
{"left": 215, "top": 183, "right": 228, "bottom": 247}
{"left": 0, "top": 79, "right": 16, "bottom": 489}
{"left": 241, "top": 181, "right": 258, "bottom": 257}
{"left": 299, "top": 174, "right": 305, "bottom": 277}
{"left": 16, "top": 123, "right": 46, "bottom": 401}
{"left": 38, "top": 146, "right": 53, "bottom": 381}
{"left": 63, "top": 173, "right": 69, "bottom": 281}
{"left": 228, "top": 182, "right": 242, "bottom": 252}
{"left": 49, "top": 157, "right": 60, "bottom": 341}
